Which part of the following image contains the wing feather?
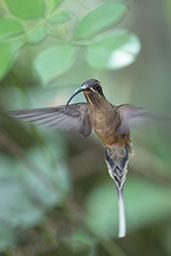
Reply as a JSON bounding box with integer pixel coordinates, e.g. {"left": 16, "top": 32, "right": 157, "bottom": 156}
{"left": 6, "top": 103, "right": 92, "bottom": 137}
{"left": 116, "top": 104, "right": 169, "bottom": 134}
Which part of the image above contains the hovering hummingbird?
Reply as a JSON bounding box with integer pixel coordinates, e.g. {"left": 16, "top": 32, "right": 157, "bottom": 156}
{"left": 7, "top": 79, "right": 154, "bottom": 238}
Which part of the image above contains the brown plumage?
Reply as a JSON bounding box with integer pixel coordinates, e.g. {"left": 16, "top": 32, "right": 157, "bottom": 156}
{"left": 6, "top": 79, "right": 155, "bottom": 238}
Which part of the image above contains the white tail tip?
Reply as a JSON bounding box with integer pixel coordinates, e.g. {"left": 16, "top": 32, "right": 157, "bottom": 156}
{"left": 118, "top": 190, "right": 126, "bottom": 238}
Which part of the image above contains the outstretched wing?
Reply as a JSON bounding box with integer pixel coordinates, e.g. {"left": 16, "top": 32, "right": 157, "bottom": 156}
{"left": 6, "top": 103, "right": 92, "bottom": 137}
{"left": 116, "top": 104, "right": 167, "bottom": 134}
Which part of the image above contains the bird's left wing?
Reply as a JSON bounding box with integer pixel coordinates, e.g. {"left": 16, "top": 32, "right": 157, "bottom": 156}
{"left": 6, "top": 103, "right": 92, "bottom": 137}
{"left": 116, "top": 104, "right": 165, "bottom": 134}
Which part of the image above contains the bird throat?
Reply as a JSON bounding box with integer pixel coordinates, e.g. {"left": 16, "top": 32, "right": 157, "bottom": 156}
{"left": 83, "top": 91, "right": 104, "bottom": 107}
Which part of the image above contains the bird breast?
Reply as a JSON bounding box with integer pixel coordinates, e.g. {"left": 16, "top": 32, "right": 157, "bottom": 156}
{"left": 89, "top": 105, "right": 121, "bottom": 145}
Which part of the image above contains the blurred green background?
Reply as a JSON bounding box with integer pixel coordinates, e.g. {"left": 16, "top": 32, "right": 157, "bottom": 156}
{"left": 0, "top": 0, "right": 171, "bottom": 255}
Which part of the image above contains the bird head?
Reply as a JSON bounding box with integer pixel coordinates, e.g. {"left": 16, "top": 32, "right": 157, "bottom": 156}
{"left": 65, "top": 79, "right": 104, "bottom": 107}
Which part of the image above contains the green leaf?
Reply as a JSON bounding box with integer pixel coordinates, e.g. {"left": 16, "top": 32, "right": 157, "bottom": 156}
{"left": 53, "top": 0, "right": 64, "bottom": 7}
{"left": 0, "top": 18, "right": 24, "bottom": 41}
{"left": 0, "top": 226, "right": 17, "bottom": 252}
{"left": 70, "top": 229, "right": 95, "bottom": 252}
{"left": 49, "top": 10, "right": 72, "bottom": 25}
{"left": 0, "top": 180, "right": 44, "bottom": 228}
{"left": 0, "top": 40, "right": 22, "bottom": 81}
{"left": 27, "top": 25, "right": 47, "bottom": 44}
{"left": 0, "top": 146, "right": 71, "bottom": 252}
{"left": 74, "top": 1, "right": 127, "bottom": 40}
{"left": 5, "top": 0, "right": 45, "bottom": 19}
{"left": 33, "top": 45, "right": 76, "bottom": 84}
{"left": 86, "top": 30, "right": 141, "bottom": 70}
{"left": 45, "top": 0, "right": 64, "bottom": 16}
{"left": 0, "top": 149, "right": 70, "bottom": 231}
{"left": 85, "top": 176, "right": 171, "bottom": 239}
{"left": 26, "top": 146, "right": 71, "bottom": 207}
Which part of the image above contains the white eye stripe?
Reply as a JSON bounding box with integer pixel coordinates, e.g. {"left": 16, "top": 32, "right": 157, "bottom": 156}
{"left": 90, "top": 88, "right": 96, "bottom": 93}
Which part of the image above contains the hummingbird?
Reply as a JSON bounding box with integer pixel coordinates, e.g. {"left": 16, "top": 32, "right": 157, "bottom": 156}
{"left": 6, "top": 79, "right": 153, "bottom": 238}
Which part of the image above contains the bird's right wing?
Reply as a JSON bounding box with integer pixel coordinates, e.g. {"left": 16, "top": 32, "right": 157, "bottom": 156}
{"left": 6, "top": 103, "right": 92, "bottom": 137}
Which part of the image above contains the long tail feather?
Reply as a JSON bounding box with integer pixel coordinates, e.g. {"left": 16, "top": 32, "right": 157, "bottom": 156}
{"left": 118, "top": 189, "right": 126, "bottom": 238}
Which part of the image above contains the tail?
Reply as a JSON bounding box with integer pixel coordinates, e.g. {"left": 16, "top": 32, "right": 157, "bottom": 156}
{"left": 105, "top": 143, "right": 130, "bottom": 238}
{"left": 118, "top": 189, "right": 126, "bottom": 238}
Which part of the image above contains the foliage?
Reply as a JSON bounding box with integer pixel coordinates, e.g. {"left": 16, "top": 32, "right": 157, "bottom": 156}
{"left": 0, "top": 0, "right": 141, "bottom": 84}
{"left": 0, "top": 0, "right": 171, "bottom": 255}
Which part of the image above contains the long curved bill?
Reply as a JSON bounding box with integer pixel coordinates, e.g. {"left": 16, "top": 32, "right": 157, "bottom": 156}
{"left": 65, "top": 84, "right": 88, "bottom": 108}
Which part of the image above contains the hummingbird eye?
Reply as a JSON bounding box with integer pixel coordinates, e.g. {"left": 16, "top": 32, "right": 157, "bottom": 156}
{"left": 93, "top": 84, "right": 101, "bottom": 92}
